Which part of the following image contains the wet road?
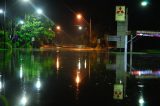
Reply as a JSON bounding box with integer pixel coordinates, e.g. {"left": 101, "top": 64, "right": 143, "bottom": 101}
{"left": 0, "top": 49, "right": 160, "bottom": 106}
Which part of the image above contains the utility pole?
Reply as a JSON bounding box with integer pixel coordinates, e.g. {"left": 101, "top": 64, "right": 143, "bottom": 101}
{"left": 3, "top": 0, "right": 6, "bottom": 49}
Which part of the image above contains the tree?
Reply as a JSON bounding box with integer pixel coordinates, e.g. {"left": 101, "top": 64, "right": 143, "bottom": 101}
{"left": 16, "top": 14, "right": 55, "bottom": 48}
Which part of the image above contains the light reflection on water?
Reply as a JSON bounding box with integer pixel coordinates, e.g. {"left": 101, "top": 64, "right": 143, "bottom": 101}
{"left": 0, "top": 50, "right": 160, "bottom": 105}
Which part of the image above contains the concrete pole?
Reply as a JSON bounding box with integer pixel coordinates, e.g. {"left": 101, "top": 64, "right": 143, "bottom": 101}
{"left": 130, "top": 35, "right": 133, "bottom": 72}
{"left": 130, "top": 35, "right": 133, "bottom": 53}
{"left": 124, "top": 35, "right": 128, "bottom": 54}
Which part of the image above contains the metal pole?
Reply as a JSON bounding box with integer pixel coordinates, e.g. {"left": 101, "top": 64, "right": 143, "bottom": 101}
{"left": 124, "top": 35, "right": 128, "bottom": 54}
{"left": 3, "top": 0, "right": 6, "bottom": 49}
{"left": 130, "top": 35, "right": 133, "bottom": 72}
{"left": 130, "top": 35, "right": 133, "bottom": 53}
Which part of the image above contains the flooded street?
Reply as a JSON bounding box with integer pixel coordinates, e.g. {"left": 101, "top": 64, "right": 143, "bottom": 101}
{"left": 0, "top": 49, "right": 160, "bottom": 105}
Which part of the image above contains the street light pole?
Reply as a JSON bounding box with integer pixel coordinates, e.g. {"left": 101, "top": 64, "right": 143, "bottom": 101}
{"left": 3, "top": 0, "right": 6, "bottom": 49}
{"left": 76, "top": 13, "right": 92, "bottom": 46}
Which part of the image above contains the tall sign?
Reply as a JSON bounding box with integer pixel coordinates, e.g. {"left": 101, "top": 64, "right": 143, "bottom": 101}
{"left": 116, "top": 5, "right": 128, "bottom": 49}
{"left": 115, "top": 6, "right": 126, "bottom": 22}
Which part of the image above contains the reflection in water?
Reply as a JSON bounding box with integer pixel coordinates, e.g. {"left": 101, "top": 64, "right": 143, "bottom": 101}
{"left": 84, "top": 59, "right": 87, "bottom": 69}
{"left": 78, "top": 58, "right": 81, "bottom": 70}
{"left": 20, "top": 95, "right": 28, "bottom": 106}
{"left": 19, "top": 91, "right": 28, "bottom": 106}
{"left": 35, "top": 78, "right": 41, "bottom": 91}
{"left": 0, "top": 75, "right": 4, "bottom": 93}
{"left": 56, "top": 51, "right": 60, "bottom": 71}
{"left": 1, "top": 50, "right": 160, "bottom": 105}
{"left": 75, "top": 70, "right": 81, "bottom": 100}
{"left": 20, "top": 64, "right": 23, "bottom": 79}
{"left": 75, "top": 71, "right": 81, "bottom": 90}
{"left": 139, "top": 95, "right": 145, "bottom": 105}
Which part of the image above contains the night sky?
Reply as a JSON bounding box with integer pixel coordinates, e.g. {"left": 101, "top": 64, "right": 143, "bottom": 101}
{"left": 0, "top": 0, "right": 160, "bottom": 34}
{"left": 37, "top": 0, "right": 160, "bottom": 33}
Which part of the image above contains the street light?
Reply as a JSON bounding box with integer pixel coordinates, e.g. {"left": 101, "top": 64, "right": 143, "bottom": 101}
{"left": 141, "top": 1, "right": 149, "bottom": 7}
{"left": 36, "top": 8, "right": 43, "bottom": 15}
{"left": 76, "top": 13, "right": 82, "bottom": 20}
{"left": 76, "top": 13, "right": 92, "bottom": 46}
{"left": 22, "top": 0, "right": 30, "bottom": 2}
{"left": 19, "top": 20, "right": 24, "bottom": 25}
{"left": 0, "top": 1, "right": 6, "bottom": 49}
{"left": 78, "top": 26, "right": 83, "bottom": 30}
{"left": 56, "top": 25, "right": 61, "bottom": 31}
{"left": 3, "top": 0, "right": 6, "bottom": 49}
{"left": 0, "top": 9, "right": 4, "bottom": 14}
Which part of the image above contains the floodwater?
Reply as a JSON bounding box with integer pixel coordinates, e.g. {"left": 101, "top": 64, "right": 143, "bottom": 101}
{"left": 0, "top": 49, "right": 160, "bottom": 106}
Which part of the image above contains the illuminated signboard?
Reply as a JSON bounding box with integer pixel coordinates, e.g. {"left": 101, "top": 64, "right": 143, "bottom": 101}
{"left": 136, "top": 31, "right": 160, "bottom": 37}
{"left": 131, "top": 70, "right": 160, "bottom": 79}
{"left": 115, "top": 6, "right": 126, "bottom": 22}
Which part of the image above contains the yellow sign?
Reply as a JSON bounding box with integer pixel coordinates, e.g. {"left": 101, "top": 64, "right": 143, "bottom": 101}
{"left": 115, "top": 6, "right": 125, "bottom": 21}
{"left": 113, "top": 84, "right": 123, "bottom": 100}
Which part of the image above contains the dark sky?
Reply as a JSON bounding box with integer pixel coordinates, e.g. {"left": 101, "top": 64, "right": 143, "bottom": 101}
{"left": 1, "top": 0, "right": 160, "bottom": 36}
{"left": 40, "top": 0, "right": 160, "bottom": 33}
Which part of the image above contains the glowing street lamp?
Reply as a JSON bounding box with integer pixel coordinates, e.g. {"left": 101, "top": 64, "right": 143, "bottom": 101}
{"left": 0, "top": 9, "right": 4, "bottom": 14}
{"left": 141, "top": 1, "right": 149, "bottom": 7}
{"left": 78, "top": 26, "right": 83, "bottom": 30}
{"left": 22, "top": 0, "right": 30, "bottom": 2}
{"left": 36, "top": 8, "right": 43, "bottom": 15}
{"left": 56, "top": 25, "right": 61, "bottom": 31}
{"left": 76, "top": 13, "right": 82, "bottom": 20}
{"left": 19, "top": 20, "right": 24, "bottom": 25}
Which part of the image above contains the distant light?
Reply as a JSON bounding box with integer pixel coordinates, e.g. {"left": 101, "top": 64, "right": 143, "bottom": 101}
{"left": 49, "top": 28, "right": 52, "bottom": 31}
{"left": 56, "top": 25, "right": 61, "bottom": 31}
{"left": 0, "top": 9, "right": 4, "bottom": 14}
{"left": 19, "top": 20, "right": 24, "bottom": 25}
{"left": 36, "top": 8, "right": 43, "bottom": 14}
{"left": 78, "top": 26, "right": 83, "bottom": 30}
{"left": 141, "top": 1, "right": 148, "bottom": 7}
{"left": 120, "top": 80, "right": 122, "bottom": 84}
{"left": 22, "top": 0, "right": 30, "bottom": 2}
{"left": 76, "top": 13, "right": 82, "bottom": 20}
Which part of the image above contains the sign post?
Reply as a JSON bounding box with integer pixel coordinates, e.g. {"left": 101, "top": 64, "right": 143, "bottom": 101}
{"left": 115, "top": 6, "right": 126, "bottom": 22}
